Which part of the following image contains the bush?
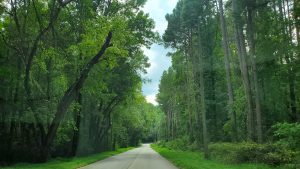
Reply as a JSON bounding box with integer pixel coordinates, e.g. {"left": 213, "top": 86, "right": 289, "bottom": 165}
{"left": 165, "top": 137, "right": 190, "bottom": 151}
{"left": 156, "top": 136, "right": 193, "bottom": 151}
{"left": 209, "top": 142, "right": 296, "bottom": 166}
{"left": 187, "top": 141, "right": 199, "bottom": 151}
{"left": 272, "top": 122, "right": 300, "bottom": 151}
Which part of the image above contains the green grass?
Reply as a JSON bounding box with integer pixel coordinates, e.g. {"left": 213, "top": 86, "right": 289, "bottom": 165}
{"left": 1, "top": 147, "right": 133, "bottom": 169}
{"left": 151, "top": 144, "right": 280, "bottom": 169}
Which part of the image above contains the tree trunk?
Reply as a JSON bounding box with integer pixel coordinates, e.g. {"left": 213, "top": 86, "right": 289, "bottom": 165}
{"left": 185, "top": 52, "right": 194, "bottom": 140}
{"left": 96, "top": 97, "right": 119, "bottom": 146}
{"left": 217, "top": 0, "right": 237, "bottom": 142}
{"left": 40, "top": 31, "right": 113, "bottom": 162}
{"left": 294, "top": 0, "right": 300, "bottom": 44}
{"left": 70, "top": 92, "right": 82, "bottom": 157}
{"left": 246, "top": 0, "right": 263, "bottom": 143}
{"left": 198, "top": 30, "right": 209, "bottom": 158}
{"left": 21, "top": 1, "right": 72, "bottom": 158}
{"left": 232, "top": 0, "right": 255, "bottom": 141}
{"left": 278, "top": 0, "right": 298, "bottom": 122}
{"left": 199, "top": 53, "right": 209, "bottom": 159}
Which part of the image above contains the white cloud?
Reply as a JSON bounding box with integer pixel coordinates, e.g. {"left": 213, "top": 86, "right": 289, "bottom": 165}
{"left": 141, "top": 0, "right": 178, "bottom": 105}
{"left": 142, "top": 0, "right": 178, "bottom": 35}
{"left": 141, "top": 44, "right": 171, "bottom": 96}
{"left": 143, "top": 47, "right": 158, "bottom": 73}
{"left": 146, "top": 94, "right": 158, "bottom": 106}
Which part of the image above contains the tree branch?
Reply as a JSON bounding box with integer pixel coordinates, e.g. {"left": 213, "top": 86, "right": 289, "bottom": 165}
{"left": 32, "top": 0, "right": 43, "bottom": 31}
{"left": 43, "top": 31, "right": 113, "bottom": 160}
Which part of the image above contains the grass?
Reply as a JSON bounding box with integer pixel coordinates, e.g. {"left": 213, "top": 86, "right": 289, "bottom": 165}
{"left": 1, "top": 147, "right": 133, "bottom": 169}
{"left": 151, "top": 144, "right": 280, "bottom": 169}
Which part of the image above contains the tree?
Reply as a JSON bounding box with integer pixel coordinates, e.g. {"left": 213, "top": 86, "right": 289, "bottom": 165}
{"left": 158, "top": 0, "right": 300, "bottom": 151}
{"left": 0, "top": 0, "right": 157, "bottom": 164}
{"left": 217, "top": 0, "right": 237, "bottom": 142}
{"left": 232, "top": 0, "right": 255, "bottom": 141}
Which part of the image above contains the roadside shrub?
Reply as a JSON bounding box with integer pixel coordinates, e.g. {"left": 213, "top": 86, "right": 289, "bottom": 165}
{"left": 187, "top": 141, "right": 199, "bottom": 151}
{"left": 156, "top": 140, "right": 167, "bottom": 147}
{"left": 272, "top": 122, "right": 300, "bottom": 151}
{"left": 209, "top": 142, "right": 296, "bottom": 166}
{"left": 156, "top": 136, "right": 191, "bottom": 151}
{"left": 165, "top": 137, "right": 190, "bottom": 150}
{"left": 209, "top": 143, "right": 240, "bottom": 163}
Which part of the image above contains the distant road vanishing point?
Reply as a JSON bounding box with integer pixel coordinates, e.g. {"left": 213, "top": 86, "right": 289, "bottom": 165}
{"left": 79, "top": 144, "right": 178, "bottom": 169}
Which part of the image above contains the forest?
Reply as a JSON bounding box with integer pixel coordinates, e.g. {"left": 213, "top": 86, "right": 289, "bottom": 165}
{"left": 157, "top": 0, "right": 300, "bottom": 167}
{"left": 0, "top": 0, "right": 299, "bottom": 168}
{"left": 0, "top": 0, "right": 163, "bottom": 166}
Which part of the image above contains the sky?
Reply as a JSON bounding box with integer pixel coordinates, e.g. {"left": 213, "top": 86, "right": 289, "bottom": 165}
{"left": 141, "top": 0, "right": 178, "bottom": 106}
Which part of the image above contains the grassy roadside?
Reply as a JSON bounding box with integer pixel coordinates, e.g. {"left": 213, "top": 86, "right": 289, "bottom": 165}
{"left": 1, "top": 147, "right": 133, "bottom": 169}
{"left": 151, "top": 144, "right": 280, "bottom": 169}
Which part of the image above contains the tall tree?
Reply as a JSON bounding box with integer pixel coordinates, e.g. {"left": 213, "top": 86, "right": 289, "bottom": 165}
{"left": 217, "top": 0, "right": 237, "bottom": 142}
{"left": 232, "top": 0, "right": 255, "bottom": 141}
{"left": 245, "top": 0, "right": 263, "bottom": 143}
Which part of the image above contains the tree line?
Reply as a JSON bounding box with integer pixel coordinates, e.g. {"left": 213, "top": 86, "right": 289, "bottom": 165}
{"left": 157, "top": 0, "right": 299, "bottom": 158}
{"left": 0, "top": 0, "right": 162, "bottom": 165}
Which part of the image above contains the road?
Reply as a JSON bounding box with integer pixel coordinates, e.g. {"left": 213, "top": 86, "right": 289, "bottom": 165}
{"left": 79, "top": 144, "right": 178, "bottom": 169}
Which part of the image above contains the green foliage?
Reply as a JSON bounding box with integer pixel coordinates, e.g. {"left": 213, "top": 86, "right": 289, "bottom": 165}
{"left": 272, "top": 123, "right": 300, "bottom": 151}
{"left": 113, "top": 97, "right": 163, "bottom": 148}
{"left": 209, "top": 142, "right": 296, "bottom": 166}
{"left": 156, "top": 136, "right": 190, "bottom": 151}
{"left": 1, "top": 0, "right": 300, "bottom": 166}
{"left": 159, "top": 1, "right": 300, "bottom": 164}
{"left": 152, "top": 144, "right": 279, "bottom": 169}
{"left": 156, "top": 136, "right": 200, "bottom": 152}
{"left": 0, "top": 0, "right": 158, "bottom": 164}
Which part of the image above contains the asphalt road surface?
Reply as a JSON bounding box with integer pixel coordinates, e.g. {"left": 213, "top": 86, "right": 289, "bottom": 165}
{"left": 79, "top": 144, "right": 178, "bottom": 169}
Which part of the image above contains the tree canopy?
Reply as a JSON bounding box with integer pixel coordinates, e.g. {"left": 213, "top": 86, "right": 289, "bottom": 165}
{"left": 157, "top": 0, "right": 300, "bottom": 159}
{"left": 0, "top": 0, "right": 161, "bottom": 164}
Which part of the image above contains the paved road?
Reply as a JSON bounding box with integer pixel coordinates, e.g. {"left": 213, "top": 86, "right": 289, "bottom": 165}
{"left": 79, "top": 144, "right": 178, "bottom": 169}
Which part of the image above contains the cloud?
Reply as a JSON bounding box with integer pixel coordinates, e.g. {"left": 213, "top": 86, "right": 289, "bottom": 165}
{"left": 146, "top": 94, "right": 158, "bottom": 106}
{"left": 142, "top": 0, "right": 178, "bottom": 35}
{"left": 141, "top": 0, "right": 178, "bottom": 105}
{"left": 141, "top": 44, "right": 171, "bottom": 96}
{"left": 142, "top": 47, "right": 158, "bottom": 73}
